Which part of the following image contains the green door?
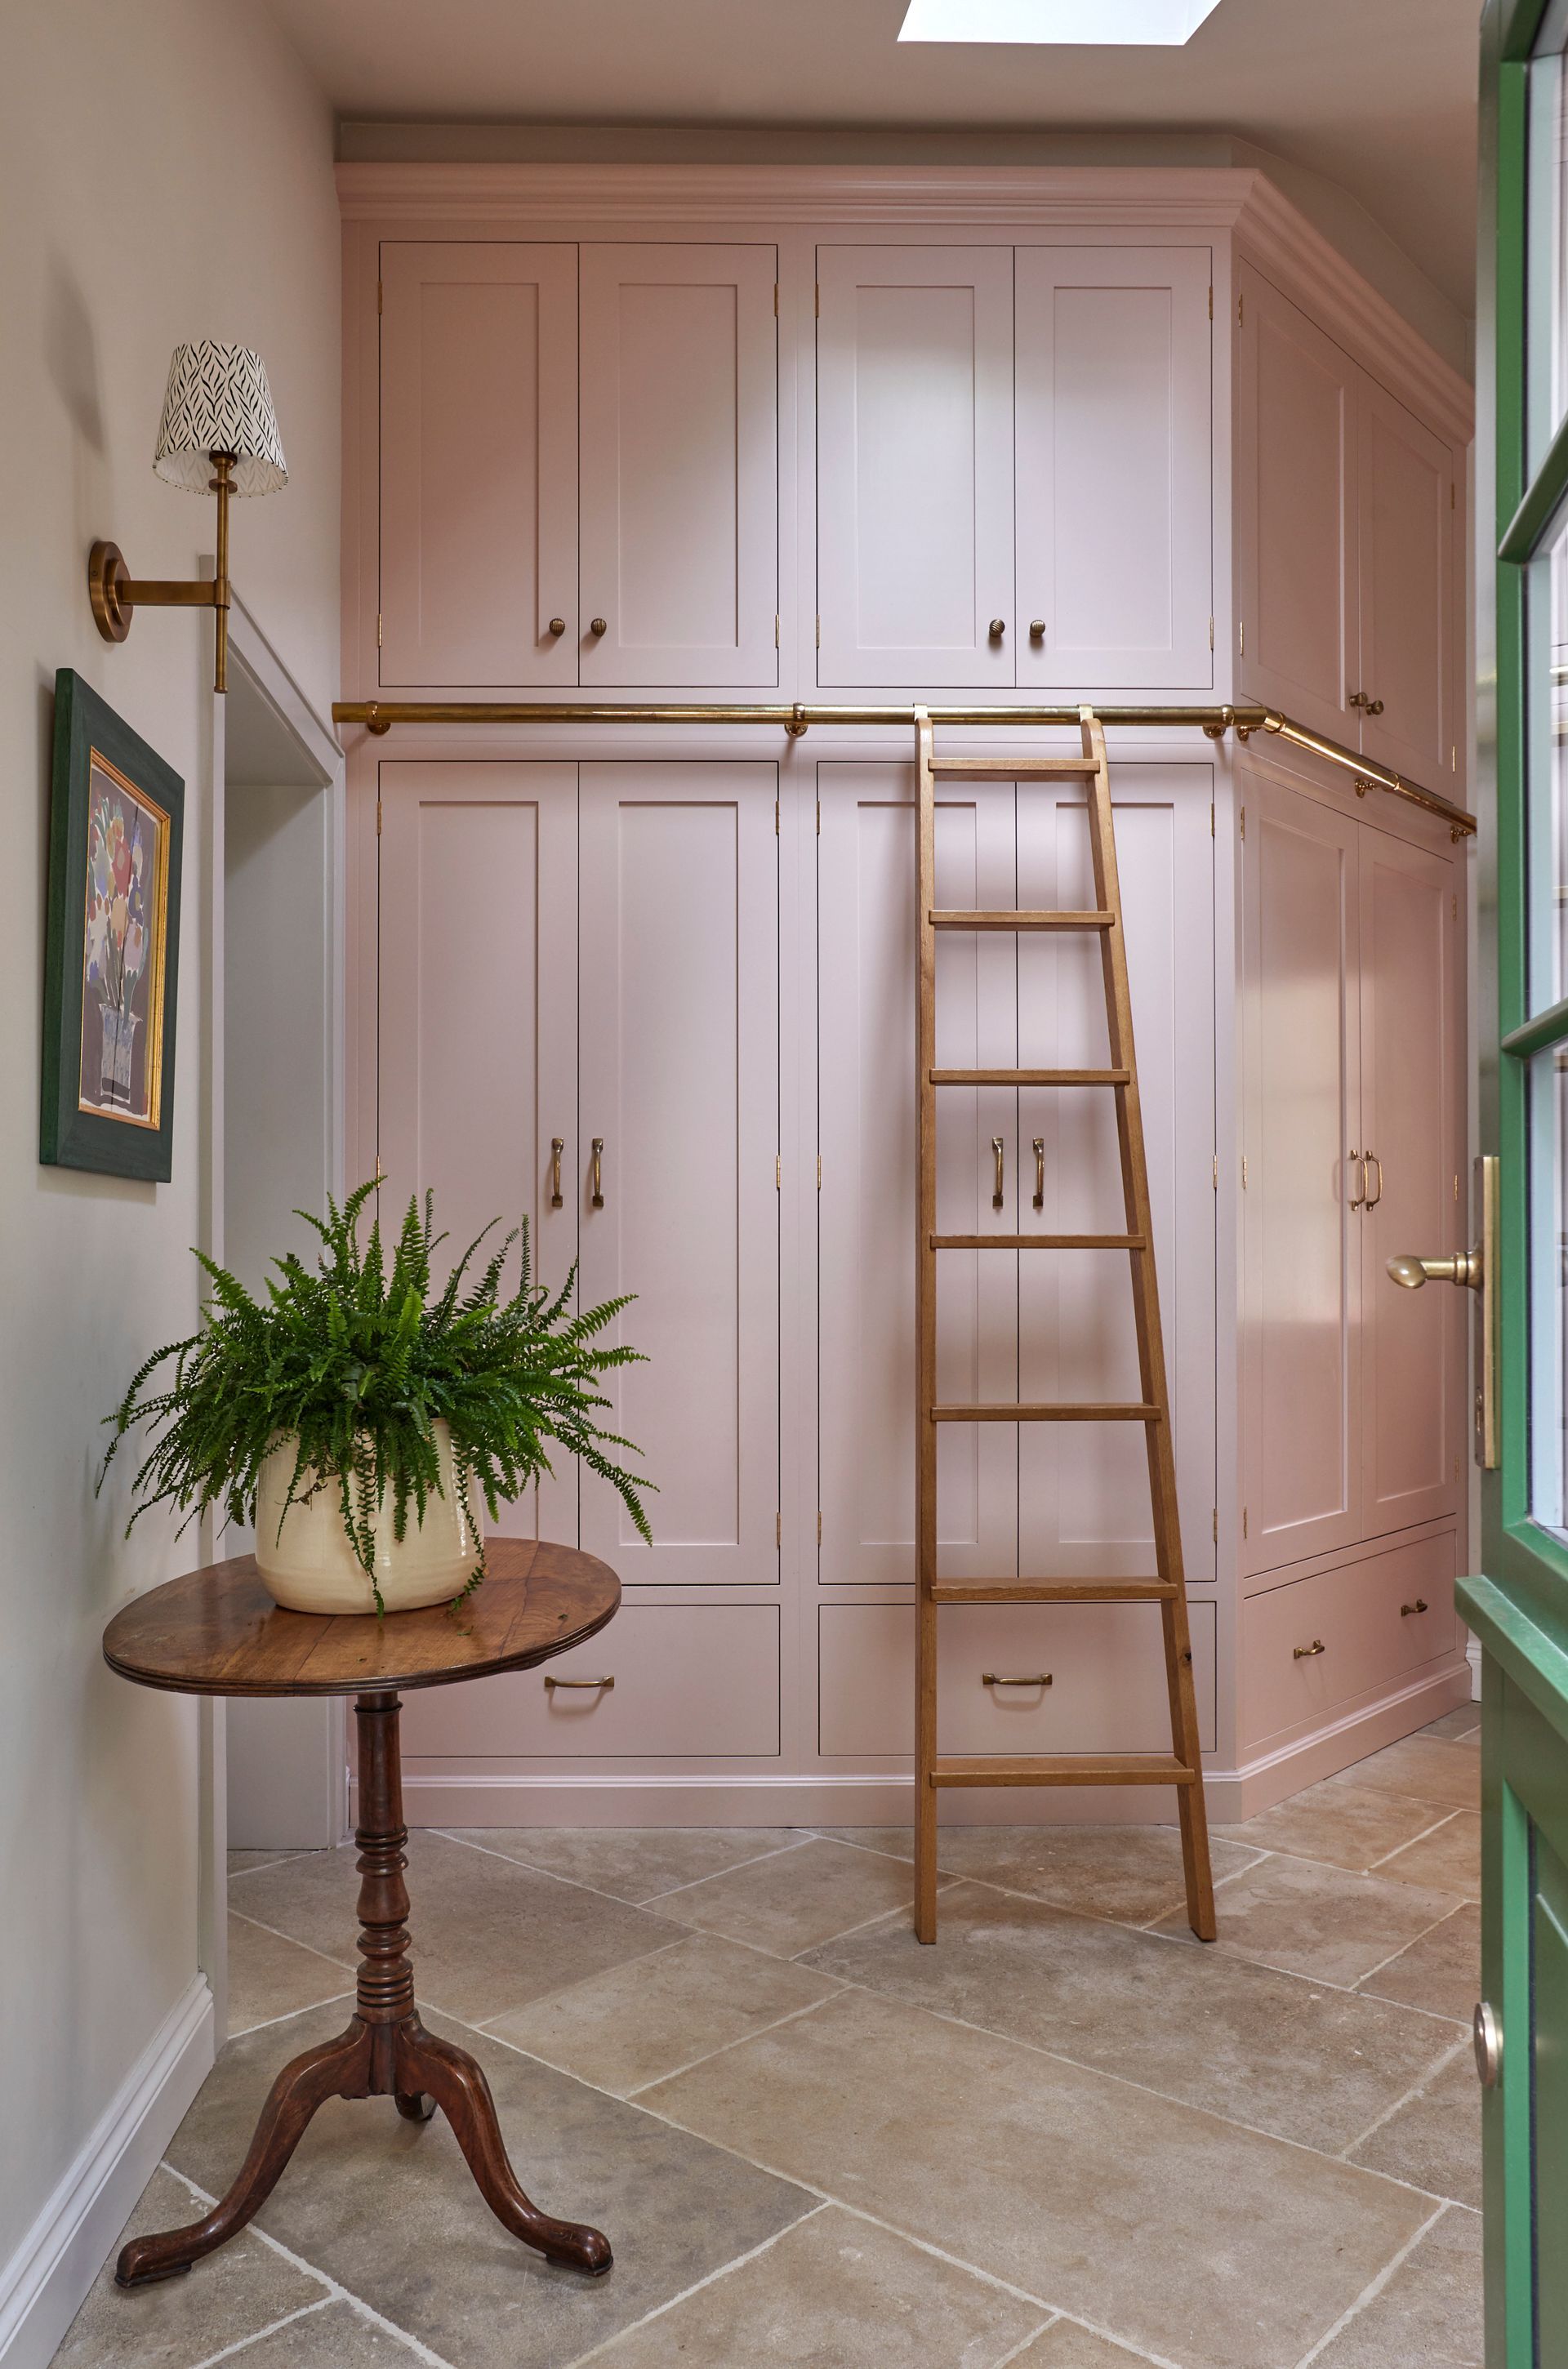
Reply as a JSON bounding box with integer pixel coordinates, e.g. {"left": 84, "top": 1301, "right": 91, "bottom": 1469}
{"left": 1468, "top": 8, "right": 1568, "bottom": 2360}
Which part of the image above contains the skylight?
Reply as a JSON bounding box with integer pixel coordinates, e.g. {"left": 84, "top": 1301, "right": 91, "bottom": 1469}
{"left": 898, "top": 0, "right": 1223, "bottom": 42}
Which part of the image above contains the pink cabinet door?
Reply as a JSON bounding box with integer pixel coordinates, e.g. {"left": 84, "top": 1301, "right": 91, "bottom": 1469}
{"left": 1015, "top": 247, "right": 1213, "bottom": 690}
{"left": 578, "top": 244, "right": 778, "bottom": 688}
{"left": 817, "top": 765, "right": 1019, "bottom": 1587}
{"left": 1358, "top": 826, "right": 1464, "bottom": 1535}
{"left": 816, "top": 247, "right": 1014, "bottom": 688}
{"left": 1016, "top": 764, "right": 1216, "bottom": 1581}
{"left": 1236, "top": 267, "right": 1359, "bottom": 745}
{"left": 1240, "top": 777, "right": 1363, "bottom": 1574}
{"left": 1356, "top": 380, "right": 1456, "bottom": 789}
{"left": 374, "top": 761, "right": 578, "bottom": 1548}
{"left": 576, "top": 764, "right": 779, "bottom": 1583}
{"left": 378, "top": 243, "right": 578, "bottom": 689}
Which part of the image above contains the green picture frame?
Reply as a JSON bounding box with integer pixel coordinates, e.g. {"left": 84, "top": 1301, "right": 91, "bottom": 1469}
{"left": 41, "top": 670, "right": 185, "bottom": 1181}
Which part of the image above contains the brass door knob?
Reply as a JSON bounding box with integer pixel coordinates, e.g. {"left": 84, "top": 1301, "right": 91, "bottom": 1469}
{"left": 1028, "top": 619, "right": 1045, "bottom": 642}
{"left": 589, "top": 617, "right": 608, "bottom": 638}
{"left": 988, "top": 617, "right": 1006, "bottom": 639}
{"left": 1474, "top": 2000, "right": 1502, "bottom": 2088}
{"left": 547, "top": 617, "right": 566, "bottom": 638}
{"left": 1388, "top": 1250, "right": 1482, "bottom": 1291}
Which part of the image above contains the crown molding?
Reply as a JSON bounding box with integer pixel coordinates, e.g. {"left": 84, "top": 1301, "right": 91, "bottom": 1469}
{"left": 336, "top": 159, "right": 1472, "bottom": 441}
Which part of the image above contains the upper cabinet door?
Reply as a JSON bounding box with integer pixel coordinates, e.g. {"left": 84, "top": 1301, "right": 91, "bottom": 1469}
{"left": 816, "top": 247, "right": 1014, "bottom": 688}
{"left": 1356, "top": 381, "right": 1455, "bottom": 789}
{"left": 578, "top": 244, "right": 778, "bottom": 688}
{"left": 379, "top": 243, "right": 578, "bottom": 689}
{"left": 1236, "top": 268, "right": 1359, "bottom": 743}
{"left": 1015, "top": 247, "right": 1213, "bottom": 689}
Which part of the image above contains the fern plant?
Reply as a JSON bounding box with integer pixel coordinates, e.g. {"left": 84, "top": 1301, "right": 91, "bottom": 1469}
{"left": 100, "top": 1182, "right": 653, "bottom": 1612}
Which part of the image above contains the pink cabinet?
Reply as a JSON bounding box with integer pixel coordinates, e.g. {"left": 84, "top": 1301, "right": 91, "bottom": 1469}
{"left": 1356, "top": 380, "right": 1457, "bottom": 788}
{"left": 1014, "top": 246, "right": 1213, "bottom": 690}
{"left": 815, "top": 247, "right": 1016, "bottom": 688}
{"left": 579, "top": 244, "right": 779, "bottom": 688}
{"left": 378, "top": 243, "right": 578, "bottom": 689}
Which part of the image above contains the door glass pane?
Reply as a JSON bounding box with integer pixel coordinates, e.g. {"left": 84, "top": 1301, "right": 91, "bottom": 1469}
{"left": 1530, "top": 1046, "right": 1568, "bottom": 1533}
{"left": 1530, "top": 43, "right": 1568, "bottom": 471}
{"left": 1526, "top": 504, "right": 1568, "bottom": 1012}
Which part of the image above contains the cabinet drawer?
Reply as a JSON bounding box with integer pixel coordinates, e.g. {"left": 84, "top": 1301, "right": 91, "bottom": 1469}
{"left": 819, "top": 1600, "right": 1216, "bottom": 1758}
{"left": 1241, "top": 1531, "right": 1458, "bottom": 1748}
{"left": 399, "top": 1605, "right": 779, "bottom": 1759}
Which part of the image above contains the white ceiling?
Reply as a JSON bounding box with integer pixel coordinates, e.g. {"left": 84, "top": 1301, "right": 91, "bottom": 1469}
{"left": 267, "top": 0, "right": 1480, "bottom": 318}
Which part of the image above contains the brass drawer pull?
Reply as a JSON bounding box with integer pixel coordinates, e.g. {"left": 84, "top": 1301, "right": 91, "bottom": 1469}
{"left": 550, "top": 1136, "right": 564, "bottom": 1209}
{"left": 590, "top": 1137, "right": 604, "bottom": 1209}
{"left": 545, "top": 1674, "right": 614, "bottom": 1691}
{"left": 1293, "top": 1639, "right": 1326, "bottom": 1659}
{"left": 1364, "top": 1150, "right": 1383, "bottom": 1209}
{"left": 1348, "top": 1149, "right": 1365, "bottom": 1210}
{"left": 991, "top": 1134, "right": 1005, "bottom": 1210}
{"left": 983, "top": 1672, "right": 1053, "bottom": 1688}
{"left": 1401, "top": 1597, "right": 1429, "bottom": 1617}
{"left": 1032, "top": 1136, "right": 1045, "bottom": 1209}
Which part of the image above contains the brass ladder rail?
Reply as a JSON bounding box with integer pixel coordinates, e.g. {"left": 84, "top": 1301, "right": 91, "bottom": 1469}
{"left": 913, "top": 704, "right": 1217, "bottom": 1945}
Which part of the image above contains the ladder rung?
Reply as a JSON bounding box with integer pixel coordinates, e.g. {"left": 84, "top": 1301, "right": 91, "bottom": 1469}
{"left": 932, "top": 1403, "right": 1160, "bottom": 1424}
{"left": 931, "top": 1753, "right": 1197, "bottom": 1788}
{"left": 929, "top": 1068, "right": 1129, "bottom": 1087}
{"left": 928, "top": 909, "right": 1114, "bottom": 932}
{"left": 930, "top": 1232, "right": 1145, "bottom": 1251}
{"left": 929, "top": 759, "right": 1098, "bottom": 779}
{"left": 929, "top": 1579, "right": 1177, "bottom": 1603}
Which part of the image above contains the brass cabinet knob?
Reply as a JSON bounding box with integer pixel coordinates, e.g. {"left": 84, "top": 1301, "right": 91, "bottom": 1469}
{"left": 590, "top": 617, "right": 608, "bottom": 637}
{"left": 1029, "top": 619, "right": 1045, "bottom": 642}
{"left": 988, "top": 617, "right": 1006, "bottom": 639}
{"left": 1292, "top": 1638, "right": 1326, "bottom": 1659}
{"left": 1365, "top": 696, "right": 1384, "bottom": 715}
{"left": 1474, "top": 2000, "right": 1502, "bottom": 2088}
{"left": 1350, "top": 690, "right": 1386, "bottom": 717}
{"left": 547, "top": 617, "right": 566, "bottom": 638}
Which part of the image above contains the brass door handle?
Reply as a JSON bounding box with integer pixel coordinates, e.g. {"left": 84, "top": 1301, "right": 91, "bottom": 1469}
{"left": 1388, "top": 1250, "right": 1481, "bottom": 1290}
{"left": 983, "top": 1672, "right": 1053, "bottom": 1688}
{"left": 545, "top": 1674, "right": 614, "bottom": 1690}
{"left": 1401, "top": 1598, "right": 1429, "bottom": 1617}
{"left": 988, "top": 617, "right": 1006, "bottom": 640}
{"left": 1348, "top": 1150, "right": 1365, "bottom": 1210}
{"left": 589, "top": 616, "right": 608, "bottom": 638}
{"left": 991, "top": 1135, "right": 1005, "bottom": 1210}
{"left": 547, "top": 617, "right": 566, "bottom": 638}
{"left": 1293, "top": 1638, "right": 1326, "bottom": 1659}
{"left": 590, "top": 1137, "right": 604, "bottom": 1209}
{"left": 1364, "top": 1150, "right": 1383, "bottom": 1209}
{"left": 1032, "top": 1136, "right": 1045, "bottom": 1209}
{"left": 1474, "top": 2001, "right": 1502, "bottom": 2088}
{"left": 550, "top": 1136, "right": 564, "bottom": 1209}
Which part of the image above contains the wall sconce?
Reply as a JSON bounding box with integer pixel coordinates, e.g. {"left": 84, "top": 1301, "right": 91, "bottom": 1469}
{"left": 88, "top": 341, "right": 287, "bottom": 693}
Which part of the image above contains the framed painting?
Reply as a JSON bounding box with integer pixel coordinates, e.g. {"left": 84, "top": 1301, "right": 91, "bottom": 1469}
{"left": 41, "top": 670, "right": 184, "bottom": 1181}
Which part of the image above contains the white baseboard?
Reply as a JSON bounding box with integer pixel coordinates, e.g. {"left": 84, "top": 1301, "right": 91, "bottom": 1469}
{"left": 1468, "top": 1636, "right": 1483, "bottom": 1701}
{"left": 0, "top": 1976, "right": 215, "bottom": 2369}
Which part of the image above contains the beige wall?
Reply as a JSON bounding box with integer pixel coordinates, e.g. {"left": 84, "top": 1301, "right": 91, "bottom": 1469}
{"left": 0, "top": 0, "right": 336, "bottom": 2282}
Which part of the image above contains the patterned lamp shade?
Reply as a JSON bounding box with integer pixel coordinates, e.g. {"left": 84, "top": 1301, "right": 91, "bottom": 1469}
{"left": 153, "top": 341, "right": 287, "bottom": 497}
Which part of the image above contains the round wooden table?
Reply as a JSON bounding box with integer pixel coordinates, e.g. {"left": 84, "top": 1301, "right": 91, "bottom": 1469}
{"left": 102, "top": 1537, "right": 620, "bottom": 2291}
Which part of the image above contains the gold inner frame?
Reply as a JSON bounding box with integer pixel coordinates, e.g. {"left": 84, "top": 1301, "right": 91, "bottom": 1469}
{"left": 78, "top": 747, "right": 172, "bottom": 1131}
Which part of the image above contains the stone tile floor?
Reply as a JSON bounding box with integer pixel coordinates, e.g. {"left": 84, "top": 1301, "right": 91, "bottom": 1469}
{"left": 57, "top": 1708, "right": 1483, "bottom": 2369}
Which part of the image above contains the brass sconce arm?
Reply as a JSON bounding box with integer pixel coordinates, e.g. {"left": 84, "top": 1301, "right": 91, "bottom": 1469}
{"left": 89, "top": 453, "right": 235, "bottom": 693}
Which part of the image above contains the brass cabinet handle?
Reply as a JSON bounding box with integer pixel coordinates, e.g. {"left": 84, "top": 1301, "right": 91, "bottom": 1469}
{"left": 547, "top": 617, "right": 566, "bottom": 638}
{"left": 983, "top": 1672, "right": 1053, "bottom": 1688}
{"left": 1032, "top": 1136, "right": 1045, "bottom": 1209}
{"left": 988, "top": 617, "right": 1006, "bottom": 639}
{"left": 1473, "top": 2000, "right": 1502, "bottom": 2088}
{"left": 1293, "top": 1638, "right": 1326, "bottom": 1659}
{"left": 1364, "top": 1150, "right": 1383, "bottom": 1209}
{"left": 1387, "top": 1249, "right": 1482, "bottom": 1290}
{"left": 991, "top": 1135, "right": 1005, "bottom": 1210}
{"left": 1028, "top": 618, "right": 1045, "bottom": 642}
{"left": 590, "top": 1137, "right": 604, "bottom": 1209}
{"left": 1348, "top": 1150, "right": 1365, "bottom": 1210}
{"left": 1401, "top": 1597, "right": 1430, "bottom": 1617}
{"left": 550, "top": 1136, "right": 564, "bottom": 1209}
{"left": 589, "top": 616, "right": 608, "bottom": 637}
{"left": 545, "top": 1674, "right": 614, "bottom": 1690}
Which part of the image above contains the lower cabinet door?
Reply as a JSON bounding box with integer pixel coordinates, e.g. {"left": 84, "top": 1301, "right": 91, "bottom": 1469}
{"left": 817, "top": 1598, "right": 1217, "bottom": 1757}
{"left": 1241, "top": 1527, "right": 1459, "bottom": 1748}
{"left": 400, "top": 1604, "right": 781, "bottom": 1759}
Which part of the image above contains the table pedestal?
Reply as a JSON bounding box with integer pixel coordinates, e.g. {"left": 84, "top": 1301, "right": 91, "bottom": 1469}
{"left": 117, "top": 1692, "right": 612, "bottom": 2287}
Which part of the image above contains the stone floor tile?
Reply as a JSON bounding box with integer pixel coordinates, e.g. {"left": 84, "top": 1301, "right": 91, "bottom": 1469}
{"left": 51, "top": 2166, "right": 327, "bottom": 2368}
{"left": 1008, "top": 2323, "right": 1155, "bottom": 2366}
{"left": 1152, "top": 1852, "right": 1463, "bottom": 1987}
{"left": 1219, "top": 1779, "right": 1451, "bottom": 1873}
{"left": 228, "top": 1912, "right": 354, "bottom": 2036}
{"left": 485, "top": 1932, "right": 842, "bottom": 2096}
{"left": 227, "top": 1849, "right": 310, "bottom": 1877}
{"left": 823, "top": 1824, "right": 1261, "bottom": 1926}
{"left": 1348, "top": 2045, "right": 1481, "bottom": 2208}
{"left": 655, "top": 1836, "right": 925, "bottom": 1956}
{"left": 641, "top": 1986, "right": 1432, "bottom": 2369}
{"left": 1377, "top": 1812, "right": 1481, "bottom": 1900}
{"left": 1359, "top": 1904, "right": 1481, "bottom": 2026}
{"left": 803, "top": 1880, "right": 1461, "bottom": 2153}
{"left": 443, "top": 1826, "right": 804, "bottom": 1905}
{"left": 163, "top": 2001, "right": 815, "bottom": 2369}
{"left": 1330, "top": 1735, "right": 1481, "bottom": 1812}
{"left": 1309, "top": 2202, "right": 1483, "bottom": 2368}
{"left": 1423, "top": 1707, "right": 1482, "bottom": 1745}
{"left": 212, "top": 2300, "right": 428, "bottom": 2364}
{"left": 229, "top": 1830, "right": 682, "bottom": 2022}
{"left": 586, "top": 2204, "right": 1046, "bottom": 2366}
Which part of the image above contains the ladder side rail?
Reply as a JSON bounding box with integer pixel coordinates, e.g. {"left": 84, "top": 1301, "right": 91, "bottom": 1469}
{"left": 914, "top": 708, "right": 941, "bottom": 1944}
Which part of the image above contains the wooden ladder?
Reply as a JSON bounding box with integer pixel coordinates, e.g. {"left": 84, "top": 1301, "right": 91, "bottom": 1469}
{"left": 914, "top": 704, "right": 1216, "bottom": 1945}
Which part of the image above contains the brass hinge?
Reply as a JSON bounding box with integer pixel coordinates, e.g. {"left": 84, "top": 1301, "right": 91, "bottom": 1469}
{"left": 1212, "top": 1507, "right": 1218, "bottom": 1543}
{"left": 775, "top": 798, "right": 780, "bottom": 835}
{"left": 1454, "top": 1173, "right": 1461, "bottom": 1202}
{"left": 1450, "top": 482, "right": 1456, "bottom": 510}
{"left": 1237, "top": 292, "right": 1245, "bottom": 327}
{"left": 815, "top": 614, "right": 822, "bottom": 648}
{"left": 1208, "top": 284, "right": 1214, "bottom": 321}
{"left": 376, "top": 279, "right": 383, "bottom": 316}
{"left": 1209, "top": 802, "right": 1215, "bottom": 837}
{"left": 817, "top": 1509, "right": 823, "bottom": 1544}
{"left": 1212, "top": 1154, "right": 1218, "bottom": 1189}
{"left": 1209, "top": 615, "right": 1214, "bottom": 651}
{"left": 773, "top": 283, "right": 779, "bottom": 318}
{"left": 1452, "top": 891, "right": 1458, "bottom": 920}
{"left": 1241, "top": 1155, "right": 1249, "bottom": 1189}
{"left": 814, "top": 283, "right": 820, "bottom": 318}
{"left": 776, "top": 1155, "right": 782, "bottom": 1189}
{"left": 816, "top": 799, "right": 821, "bottom": 835}
{"left": 376, "top": 798, "right": 383, "bottom": 837}
{"left": 1452, "top": 746, "right": 1458, "bottom": 773}
{"left": 776, "top": 1511, "right": 782, "bottom": 1547}
{"left": 817, "top": 1154, "right": 822, "bottom": 1189}
{"left": 1242, "top": 1505, "right": 1249, "bottom": 1539}
{"left": 774, "top": 612, "right": 781, "bottom": 648}
{"left": 377, "top": 611, "right": 383, "bottom": 649}
{"left": 1239, "top": 804, "right": 1245, "bottom": 839}
{"left": 1238, "top": 620, "right": 1245, "bottom": 657}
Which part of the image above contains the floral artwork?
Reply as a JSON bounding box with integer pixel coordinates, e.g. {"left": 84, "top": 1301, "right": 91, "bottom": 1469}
{"left": 79, "top": 760, "right": 168, "bottom": 1124}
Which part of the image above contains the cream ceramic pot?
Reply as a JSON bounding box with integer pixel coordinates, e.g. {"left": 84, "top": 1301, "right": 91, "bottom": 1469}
{"left": 253, "top": 1423, "right": 484, "bottom": 1615}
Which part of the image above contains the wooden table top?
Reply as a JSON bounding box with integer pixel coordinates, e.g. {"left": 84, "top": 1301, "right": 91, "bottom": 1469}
{"left": 101, "top": 1537, "right": 620, "bottom": 1699}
